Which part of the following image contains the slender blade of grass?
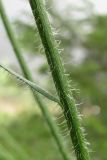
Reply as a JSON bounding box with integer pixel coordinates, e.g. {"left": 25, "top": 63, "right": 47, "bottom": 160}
{"left": 0, "top": 64, "right": 60, "bottom": 104}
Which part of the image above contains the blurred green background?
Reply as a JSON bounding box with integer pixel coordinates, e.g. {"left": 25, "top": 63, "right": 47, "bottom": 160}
{"left": 0, "top": 0, "right": 107, "bottom": 159}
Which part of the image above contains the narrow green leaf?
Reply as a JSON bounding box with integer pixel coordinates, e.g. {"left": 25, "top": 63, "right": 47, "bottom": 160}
{"left": 0, "top": 64, "right": 60, "bottom": 104}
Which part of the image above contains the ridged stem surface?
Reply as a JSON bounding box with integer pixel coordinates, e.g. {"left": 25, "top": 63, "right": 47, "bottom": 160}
{"left": 29, "top": 0, "right": 90, "bottom": 160}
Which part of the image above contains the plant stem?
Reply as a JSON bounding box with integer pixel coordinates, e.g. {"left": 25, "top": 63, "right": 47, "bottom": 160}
{"left": 29, "top": 0, "right": 90, "bottom": 160}
{"left": 0, "top": 1, "right": 70, "bottom": 160}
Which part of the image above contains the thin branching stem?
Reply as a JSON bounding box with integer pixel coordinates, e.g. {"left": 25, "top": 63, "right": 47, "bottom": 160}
{"left": 0, "top": 1, "right": 70, "bottom": 159}
{"left": 29, "top": 0, "right": 90, "bottom": 160}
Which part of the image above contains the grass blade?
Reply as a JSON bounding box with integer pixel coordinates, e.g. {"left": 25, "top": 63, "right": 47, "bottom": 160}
{"left": 0, "top": 64, "right": 60, "bottom": 104}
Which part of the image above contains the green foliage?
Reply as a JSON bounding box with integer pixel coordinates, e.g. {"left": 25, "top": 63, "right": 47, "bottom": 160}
{"left": 14, "top": 20, "right": 43, "bottom": 54}
{"left": 85, "top": 15, "right": 107, "bottom": 51}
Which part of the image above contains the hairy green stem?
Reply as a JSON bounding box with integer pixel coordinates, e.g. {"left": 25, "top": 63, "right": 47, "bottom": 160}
{"left": 0, "top": 1, "right": 70, "bottom": 160}
{"left": 29, "top": 0, "right": 90, "bottom": 160}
